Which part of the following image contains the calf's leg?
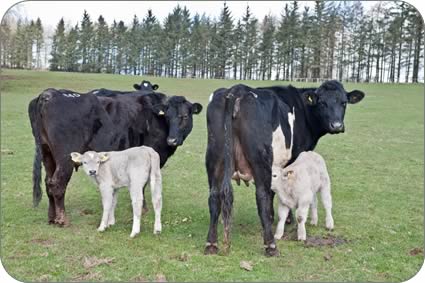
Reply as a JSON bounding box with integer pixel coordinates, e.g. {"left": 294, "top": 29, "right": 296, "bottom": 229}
{"left": 274, "top": 202, "right": 290, "bottom": 240}
{"left": 296, "top": 205, "right": 309, "bottom": 241}
{"left": 149, "top": 166, "right": 162, "bottom": 234}
{"left": 98, "top": 185, "right": 113, "bottom": 232}
{"left": 107, "top": 190, "right": 118, "bottom": 227}
{"left": 320, "top": 185, "right": 334, "bottom": 230}
{"left": 310, "top": 194, "right": 318, "bottom": 226}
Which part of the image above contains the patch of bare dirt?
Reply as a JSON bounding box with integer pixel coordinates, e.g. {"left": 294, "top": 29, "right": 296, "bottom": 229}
{"left": 79, "top": 208, "right": 94, "bottom": 216}
{"left": 0, "top": 75, "right": 18, "bottom": 81}
{"left": 83, "top": 256, "right": 114, "bottom": 269}
{"left": 240, "top": 260, "right": 254, "bottom": 271}
{"left": 71, "top": 271, "right": 101, "bottom": 281}
{"left": 30, "top": 239, "right": 54, "bottom": 247}
{"left": 1, "top": 149, "right": 14, "bottom": 155}
{"left": 155, "top": 273, "right": 167, "bottom": 282}
{"left": 131, "top": 275, "right": 149, "bottom": 282}
{"left": 409, "top": 247, "right": 423, "bottom": 256}
{"left": 304, "top": 234, "right": 348, "bottom": 247}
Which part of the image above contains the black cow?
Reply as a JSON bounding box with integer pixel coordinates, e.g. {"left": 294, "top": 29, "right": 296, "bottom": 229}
{"left": 205, "top": 80, "right": 364, "bottom": 256}
{"left": 29, "top": 89, "right": 202, "bottom": 225}
{"left": 91, "top": 80, "right": 159, "bottom": 97}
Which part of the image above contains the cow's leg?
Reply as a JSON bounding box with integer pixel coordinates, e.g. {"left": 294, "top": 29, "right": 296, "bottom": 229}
{"left": 274, "top": 203, "right": 290, "bottom": 240}
{"left": 310, "top": 194, "right": 318, "bottom": 226}
{"left": 42, "top": 148, "right": 56, "bottom": 224}
{"left": 320, "top": 185, "right": 334, "bottom": 230}
{"left": 107, "top": 190, "right": 118, "bottom": 227}
{"left": 204, "top": 157, "right": 224, "bottom": 255}
{"left": 269, "top": 190, "right": 275, "bottom": 223}
{"left": 296, "top": 204, "right": 309, "bottom": 241}
{"left": 50, "top": 161, "right": 73, "bottom": 226}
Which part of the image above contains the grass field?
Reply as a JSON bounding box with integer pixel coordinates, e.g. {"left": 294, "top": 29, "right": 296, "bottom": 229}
{"left": 0, "top": 69, "right": 423, "bottom": 282}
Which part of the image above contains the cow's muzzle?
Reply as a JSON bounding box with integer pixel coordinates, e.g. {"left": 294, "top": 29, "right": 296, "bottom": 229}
{"left": 329, "top": 121, "right": 345, "bottom": 133}
{"left": 167, "top": 137, "right": 178, "bottom": 146}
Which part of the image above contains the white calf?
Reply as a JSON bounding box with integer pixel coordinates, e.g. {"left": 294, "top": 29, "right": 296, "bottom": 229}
{"left": 271, "top": 151, "right": 334, "bottom": 241}
{"left": 71, "top": 146, "right": 162, "bottom": 238}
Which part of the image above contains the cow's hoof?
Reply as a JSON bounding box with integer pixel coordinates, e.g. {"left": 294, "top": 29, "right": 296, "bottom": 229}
{"left": 204, "top": 244, "right": 219, "bottom": 255}
{"left": 265, "top": 246, "right": 280, "bottom": 257}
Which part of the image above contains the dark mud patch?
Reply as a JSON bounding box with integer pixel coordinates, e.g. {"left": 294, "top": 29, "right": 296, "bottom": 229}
{"left": 304, "top": 234, "right": 348, "bottom": 247}
{"left": 409, "top": 247, "right": 423, "bottom": 256}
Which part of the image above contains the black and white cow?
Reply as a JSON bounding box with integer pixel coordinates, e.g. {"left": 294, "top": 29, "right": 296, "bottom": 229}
{"left": 29, "top": 89, "right": 202, "bottom": 225}
{"left": 90, "top": 80, "right": 159, "bottom": 97}
{"left": 204, "top": 80, "right": 364, "bottom": 256}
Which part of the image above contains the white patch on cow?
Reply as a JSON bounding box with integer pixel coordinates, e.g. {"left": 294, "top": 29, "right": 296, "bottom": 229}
{"left": 144, "top": 82, "right": 148, "bottom": 87}
{"left": 62, "top": 93, "right": 80, "bottom": 98}
{"left": 249, "top": 91, "right": 258, "bottom": 98}
{"left": 272, "top": 108, "right": 295, "bottom": 167}
{"left": 208, "top": 92, "right": 214, "bottom": 103}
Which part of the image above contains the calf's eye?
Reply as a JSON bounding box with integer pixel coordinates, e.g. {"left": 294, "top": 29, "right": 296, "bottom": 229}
{"left": 272, "top": 174, "right": 277, "bottom": 178}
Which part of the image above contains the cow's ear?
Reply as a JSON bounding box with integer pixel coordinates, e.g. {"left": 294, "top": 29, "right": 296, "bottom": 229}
{"left": 192, "top": 103, "right": 203, "bottom": 114}
{"left": 152, "top": 104, "right": 167, "bottom": 116}
{"left": 152, "top": 84, "right": 159, "bottom": 90}
{"left": 99, "top": 153, "right": 109, "bottom": 163}
{"left": 303, "top": 91, "right": 318, "bottom": 106}
{"left": 133, "top": 84, "right": 141, "bottom": 90}
{"left": 70, "top": 152, "right": 82, "bottom": 164}
{"left": 347, "top": 90, "right": 365, "bottom": 104}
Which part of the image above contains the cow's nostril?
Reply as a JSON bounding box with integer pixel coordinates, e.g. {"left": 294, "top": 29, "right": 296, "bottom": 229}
{"left": 331, "top": 122, "right": 343, "bottom": 130}
{"left": 89, "top": 170, "right": 96, "bottom": 175}
{"left": 167, "top": 138, "right": 177, "bottom": 146}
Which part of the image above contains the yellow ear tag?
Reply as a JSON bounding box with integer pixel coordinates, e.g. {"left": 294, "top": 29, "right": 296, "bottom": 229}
{"left": 159, "top": 110, "right": 165, "bottom": 115}
{"left": 308, "top": 96, "right": 313, "bottom": 103}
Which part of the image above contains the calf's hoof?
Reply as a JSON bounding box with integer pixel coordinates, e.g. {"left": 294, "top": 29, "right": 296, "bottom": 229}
{"left": 97, "top": 226, "right": 106, "bottom": 232}
{"left": 265, "top": 246, "right": 280, "bottom": 257}
{"left": 204, "top": 243, "right": 219, "bottom": 255}
{"left": 130, "top": 231, "right": 140, "bottom": 238}
{"left": 274, "top": 234, "right": 283, "bottom": 240}
{"left": 153, "top": 230, "right": 161, "bottom": 235}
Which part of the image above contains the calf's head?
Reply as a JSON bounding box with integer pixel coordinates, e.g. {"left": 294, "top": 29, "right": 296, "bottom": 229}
{"left": 152, "top": 96, "right": 203, "bottom": 147}
{"left": 271, "top": 166, "right": 296, "bottom": 191}
{"left": 303, "top": 80, "right": 364, "bottom": 134}
{"left": 133, "top": 80, "right": 159, "bottom": 91}
{"left": 70, "top": 151, "right": 109, "bottom": 177}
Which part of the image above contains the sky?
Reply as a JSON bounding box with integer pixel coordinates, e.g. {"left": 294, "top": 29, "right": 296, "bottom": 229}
{"left": 3, "top": 0, "right": 386, "bottom": 31}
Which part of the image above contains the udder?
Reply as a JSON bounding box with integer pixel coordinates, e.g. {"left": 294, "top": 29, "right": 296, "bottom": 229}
{"left": 232, "top": 136, "right": 254, "bottom": 186}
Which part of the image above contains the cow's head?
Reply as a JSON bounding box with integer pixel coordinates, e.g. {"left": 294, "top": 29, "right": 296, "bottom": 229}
{"left": 152, "top": 96, "right": 203, "bottom": 147}
{"left": 303, "top": 80, "right": 364, "bottom": 134}
{"left": 70, "top": 151, "right": 109, "bottom": 177}
{"left": 133, "top": 80, "right": 159, "bottom": 91}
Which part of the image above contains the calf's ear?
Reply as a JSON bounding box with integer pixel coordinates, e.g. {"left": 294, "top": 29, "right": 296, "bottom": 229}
{"left": 303, "top": 91, "right": 318, "bottom": 106}
{"left": 152, "top": 84, "right": 159, "bottom": 90}
{"left": 284, "top": 170, "right": 295, "bottom": 179}
{"left": 99, "top": 153, "right": 109, "bottom": 163}
{"left": 347, "top": 90, "right": 365, "bottom": 104}
{"left": 133, "top": 84, "right": 141, "bottom": 90}
{"left": 70, "top": 152, "right": 82, "bottom": 164}
{"left": 152, "top": 104, "right": 167, "bottom": 116}
{"left": 192, "top": 103, "right": 203, "bottom": 114}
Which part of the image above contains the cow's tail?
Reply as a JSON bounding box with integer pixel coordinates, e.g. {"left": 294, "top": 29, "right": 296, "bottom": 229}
{"left": 28, "top": 97, "right": 43, "bottom": 207}
{"left": 221, "top": 89, "right": 236, "bottom": 249}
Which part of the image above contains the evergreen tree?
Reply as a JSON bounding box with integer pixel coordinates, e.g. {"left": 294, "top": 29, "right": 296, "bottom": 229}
{"left": 50, "top": 18, "right": 66, "bottom": 71}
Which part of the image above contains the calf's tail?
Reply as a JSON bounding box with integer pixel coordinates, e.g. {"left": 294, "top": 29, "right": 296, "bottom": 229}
{"left": 28, "top": 97, "right": 43, "bottom": 207}
{"left": 221, "top": 89, "right": 236, "bottom": 248}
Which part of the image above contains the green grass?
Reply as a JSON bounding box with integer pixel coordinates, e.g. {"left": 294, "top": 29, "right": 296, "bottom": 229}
{"left": 1, "top": 69, "right": 423, "bottom": 282}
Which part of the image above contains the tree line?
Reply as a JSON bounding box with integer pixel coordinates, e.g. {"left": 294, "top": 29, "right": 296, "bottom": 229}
{"left": 1, "top": 1, "right": 423, "bottom": 83}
